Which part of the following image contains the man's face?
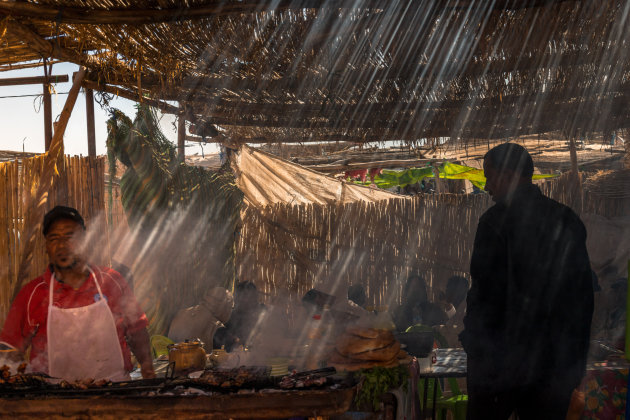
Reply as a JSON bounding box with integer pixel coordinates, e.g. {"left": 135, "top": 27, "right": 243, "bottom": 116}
{"left": 483, "top": 159, "right": 517, "bottom": 203}
{"left": 45, "top": 218, "right": 85, "bottom": 270}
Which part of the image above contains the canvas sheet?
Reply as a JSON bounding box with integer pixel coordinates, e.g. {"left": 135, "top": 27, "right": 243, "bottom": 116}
{"left": 232, "top": 145, "right": 404, "bottom": 208}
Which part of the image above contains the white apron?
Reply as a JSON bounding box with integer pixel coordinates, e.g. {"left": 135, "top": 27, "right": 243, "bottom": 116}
{"left": 47, "top": 267, "right": 128, "bottom": 382}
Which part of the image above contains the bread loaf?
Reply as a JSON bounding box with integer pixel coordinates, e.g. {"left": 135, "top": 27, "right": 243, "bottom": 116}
{"left": 350, "top": 340, "right": 401, "bottom": 361}
{"left": 330, "top": 354, "right": 401, "bottom": 371}
{"left": 346, "top": 327, "right": 381, "bottom": 339}
{"left": 336, "top": 330, "right": 395, "bottom": 356}
{"left": 329, "top": 327, "right": 404, "bottom": 371}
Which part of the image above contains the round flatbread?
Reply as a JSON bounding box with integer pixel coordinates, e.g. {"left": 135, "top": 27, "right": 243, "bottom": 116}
{"left": 346, "top": 327, "right": 381, "bottom": 339}
{"left": 336, "top": 332, "right": 395, "bottom": 356}
{"left": 327, "top": 349, "right": 358, "bottom": 364}
{"left": 350, "top": 340, "right": 401, "bottom": 362}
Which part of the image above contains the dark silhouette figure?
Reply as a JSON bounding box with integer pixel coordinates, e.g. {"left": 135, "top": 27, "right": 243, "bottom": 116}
{"left": 347, "top": 284, "right": 367, "bottom": 309}
{"left": 392, "top": 275, "right": 452, "bottom": 331}
{"left": 461, "top": 143, "right": 594, "bottom": 420}
{"left": 214, "top": 281, "right": 265, "bottom": 351}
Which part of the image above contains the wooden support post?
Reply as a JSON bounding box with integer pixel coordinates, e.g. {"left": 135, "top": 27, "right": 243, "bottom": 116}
{"left": 14, "top": 67, "right": 87, "bottom": 296}
{"left": 43, "top": 83, "right": 52, "bottom": 151}
{"left": 569, "top": 137, "right": 579, "bottom": 177}
{"left": 85, "top": 88, "right": 96, "bottom": 157}
{"left": 432, "top": 163, "right": 443, "bottom": 194}
{"left": 568, "top": 137, "right": 582, "bottom": 214}
{"left": 177, "top": 114, "right": 186, "bottom": 163}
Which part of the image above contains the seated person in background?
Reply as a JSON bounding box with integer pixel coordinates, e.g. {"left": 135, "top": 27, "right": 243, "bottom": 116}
{"left": 393, "top": 275, "right": 464, "bottom": 331}
{"left": 215, "top": 281, "right": 266, "bottom": 351}
{"left": 347, "top": 284, "right": 368, "bottom": 310}
{"left": 440, "top": 276, "right": 470, "bottom": 319}
{"left": 435, "top": 276, "right": 470, "bottom": 346}
{"left": 392, "top": 275, "right": 428, "bottom": 331}
{"left": 168, "top": 287, "right": 233, "bottom": 349}
{"left": 392, "top": 275, "right": 447, "bottom": 330}
{"left": 301, "top": 288, "right": 372, "bottom": 336}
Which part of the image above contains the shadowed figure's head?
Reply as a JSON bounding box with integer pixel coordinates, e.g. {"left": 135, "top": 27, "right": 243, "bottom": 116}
{"left": 483, "top": 143, "right": 534, "bottom": 202}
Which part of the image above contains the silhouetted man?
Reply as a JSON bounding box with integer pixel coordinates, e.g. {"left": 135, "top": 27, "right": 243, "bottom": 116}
{"left": 461, "top": 143, "right": 593, "bottom": 420}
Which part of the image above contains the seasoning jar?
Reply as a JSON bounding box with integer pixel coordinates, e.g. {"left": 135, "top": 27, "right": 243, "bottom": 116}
{"left": 167, "top": 340, "right": 207, "bottom": 374}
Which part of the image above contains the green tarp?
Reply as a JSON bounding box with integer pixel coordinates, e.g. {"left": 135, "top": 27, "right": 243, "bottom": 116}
{"left": 355, "top": 162, "right": 558, "bottom": 190}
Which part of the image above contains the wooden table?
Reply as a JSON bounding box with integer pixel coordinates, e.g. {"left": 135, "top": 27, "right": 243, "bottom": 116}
{"left": 0, "top": 386, "right": 356, "bottom": 419}
{"left": 416, "top": 348, "right": 467, "bottom": 420}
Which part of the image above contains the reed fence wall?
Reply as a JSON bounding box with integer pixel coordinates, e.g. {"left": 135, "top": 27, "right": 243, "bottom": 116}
{"left": 236, "top": 172, "right": 618, "bottom": 308}
{"left": 0, "top": 155, "right": 106, "bottom": 326}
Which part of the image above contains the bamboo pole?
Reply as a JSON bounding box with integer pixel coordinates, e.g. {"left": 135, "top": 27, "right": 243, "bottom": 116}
{"left": 14, "top": 67, "right": 86, "bottom": 298}
{"left": 432, "top": 164, "right": 443, "bottom": 193}
{"left": 177, "top": 113, "right": 186, "bottom": 163}
{"left": 568, "top": 137, "right": 583, "bottom": 214}
{"left": 85, "top": 88, "right": 96, "bottom": 158}
{"left": 43, "top": 83, "right": 52, "bottom": 151}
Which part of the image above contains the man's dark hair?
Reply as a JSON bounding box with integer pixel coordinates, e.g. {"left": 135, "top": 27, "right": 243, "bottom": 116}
{"left": 302, "top": 289, "right": 336, "bottom": 308}
{"left": 235, "top": 281, "right": 257, "bottom": 293}
{"left": 348, "top": 284, "right": 367, "bottom": 307}
{"left": 403, "top": 275, "right": 428, "bottom": 305}
{"left": 43, "top": 205, "right": 86, "bottom": 235}
{"left": 445, "top": 276, "right": 469, "bottom": 307}
{"left": 484, "top": 143, "right": 534, "bottom": 178}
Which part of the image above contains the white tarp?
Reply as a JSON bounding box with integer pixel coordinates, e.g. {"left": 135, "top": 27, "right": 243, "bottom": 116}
{"left": 232, "top": 145, "right": 405, "bottom": 208}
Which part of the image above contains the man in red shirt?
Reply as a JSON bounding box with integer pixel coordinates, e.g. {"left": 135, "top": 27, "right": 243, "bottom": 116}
{"left": 0, "top": 206, "right": 155, "bottom": 380}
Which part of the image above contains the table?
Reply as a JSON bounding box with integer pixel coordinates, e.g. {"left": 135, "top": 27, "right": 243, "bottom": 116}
{"left": 414, "top": 348, "right": 467, "bottom": 420}
{"left": 0, "top": 386, "right": 356, "bottom": 419}
{"left": 579, "top": 360, "right": 629, "bottom": 419}
{"left": 414, "top": 350, "right": 630, "bottom": 420}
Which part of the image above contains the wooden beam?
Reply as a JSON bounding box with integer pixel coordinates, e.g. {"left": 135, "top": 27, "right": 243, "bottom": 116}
{"left": 293, "top": 152, "right": 426, "bottom": 166}
{"left": 5, "top": 20, "right": 99, "bottom": 67}
{"left": 81, "top": 79, "right": 179, "bottom": 114}
{"left": 85, "top": 88, "right": 96, "bottom": 158}
{"left": 0, "top": 0, "right": 578, "bottom": 25}
{"left": 5, "top": 20, "right": 144, "bottom": 83}
{"left": 0, "top": 75, "right": 68, "bottom": 86}
{"left": 216, "top": 108, "right": 630, "bottom": 143}
{"left": 172, "top": 50, "right": 603, "bottom": 102}
{"left": 568, "top": 137, "right": 583, "bottom": 213}
{"left": 193, "top": 91, "right": 630, "bottom": 136}
{"left": 43, "top": 83, "right": 52, "bottom": 151}
{"left": 177, "top": 114, "right": 186, "bottom": 163}
{"left": 15, "top": 67, "right": 86, "bottom": 296}
{"left": 308, "top": 158, "right": 441, "bottom": 173}
{"left": 189, "top": 77, "right": 630, "bottom": 120}
{"left": 0, "top": 60, "right": 62, "bottom": 72}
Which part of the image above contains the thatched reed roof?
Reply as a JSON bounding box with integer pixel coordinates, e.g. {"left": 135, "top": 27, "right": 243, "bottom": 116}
{"left": 1, "top": 0, "right": 630, "bottom": 145}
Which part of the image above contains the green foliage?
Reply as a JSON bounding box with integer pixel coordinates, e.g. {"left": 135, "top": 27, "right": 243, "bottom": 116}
{"left": 354, "top": 365, "right": 409, "bottom": 411}
{"left": 105, "top": 105, "right": 243, "bottom": 334}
